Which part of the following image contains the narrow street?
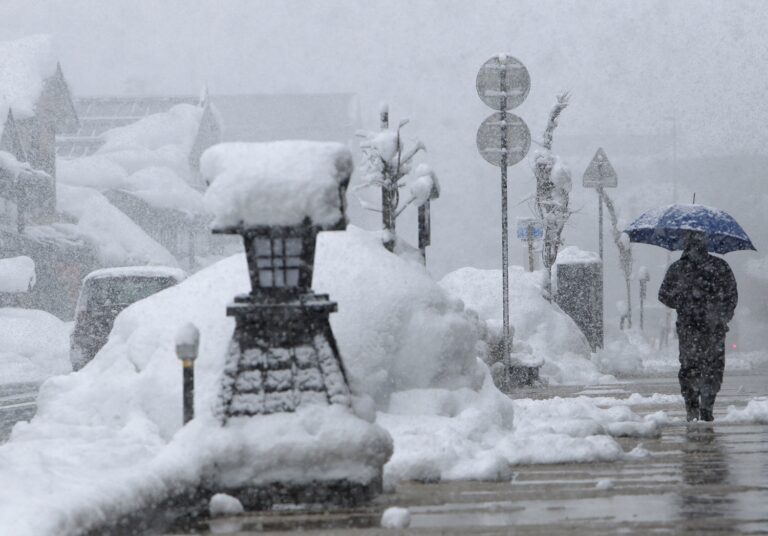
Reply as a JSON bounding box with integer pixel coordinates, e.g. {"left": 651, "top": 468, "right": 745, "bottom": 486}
{"left": 171, "top": 363, "right": 768, "bottom": 535}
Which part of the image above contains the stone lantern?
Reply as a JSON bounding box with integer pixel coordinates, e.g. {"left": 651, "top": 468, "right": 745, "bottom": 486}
{"left": 203, "top": 141, "right": 354, "bottom": 421}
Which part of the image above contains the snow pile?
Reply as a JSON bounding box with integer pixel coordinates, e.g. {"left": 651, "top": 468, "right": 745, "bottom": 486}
{"left": 314, "top": 226, "right": 483, "bottom": 402}
{"left": 0, "top": 308, "right": 71, "bottom": 383}
{"left": 0, "top": 256, "right": 36, "bottom": 293}
{"left": 0, "top": 34, "right": 57, "bottom": 121}
{"left": 381, "top": 506, "right": 411, "bottom": 529}
{"left": 438, "top": 266, "right": 610, "bottom": 384}
{"left": 209, "top": 494, "right": 243, "bottom": 517}
{"left": 380, "top": 368, "right": 665, "bottom": 485}
{"left": 56, "top": 183, "right": 178, "bottom": 267}
{"left": 593, "top": 326, "right": 676, "bottom": 375}
{"left": 722, "top": 397, "right": 768, "bottom": 423}
{"left": 201, "top": 141, "right": 354, "bottom": 229}
{"left": 0, "top": 251, "right": 390, "bottom": 535}
{"left": 57, "top": 104, "right": 205, "bottom": 215}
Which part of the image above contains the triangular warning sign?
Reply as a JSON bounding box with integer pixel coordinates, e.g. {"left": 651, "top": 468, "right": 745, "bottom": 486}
{"left": 582, "top": 147, "right": 618, "bottom": 188}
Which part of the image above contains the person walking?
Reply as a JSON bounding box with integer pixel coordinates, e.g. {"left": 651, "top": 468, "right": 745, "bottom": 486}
{"left": 658, "top": 230, "right": 738, "bottom": 422}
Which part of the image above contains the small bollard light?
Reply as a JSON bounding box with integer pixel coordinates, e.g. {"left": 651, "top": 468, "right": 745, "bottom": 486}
{"left": 175, "top": 322, "right": 200, "bottom": 425}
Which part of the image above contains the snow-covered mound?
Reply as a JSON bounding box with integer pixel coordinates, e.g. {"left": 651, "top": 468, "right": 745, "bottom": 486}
{"left": 314, "top": 226, "right": 484, "bottom": 402}
{"left": 201, "top": 140, "right": 353, "bottom": 229}
{"left": 0, "top": 256, "right": 35, "bottom": 293}
{"left": 439, "top": 266, "right": 610, "bottom": 384}
{"left": 56, "top": 183, "right": 178, "bottom": 267}
{"left": 0, "top": 308, "right": 71, "bottom": 384}
{"left": 0, "top": 251, "right": 390, "bottom": 535}
{"left": 57, "top": 103, "right": 205, "bottom": 215}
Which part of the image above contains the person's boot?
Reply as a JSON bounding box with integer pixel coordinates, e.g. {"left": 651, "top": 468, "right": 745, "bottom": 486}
{"left": 699, "top": 407, "right": 714, "bottom": 422}
{"left": 685, "top": 401, "right": 700, "bottom": 422}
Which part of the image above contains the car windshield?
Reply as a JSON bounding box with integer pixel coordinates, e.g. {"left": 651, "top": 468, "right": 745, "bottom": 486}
{"left": 85, "top": 276, "right": 176, "bottom": 309}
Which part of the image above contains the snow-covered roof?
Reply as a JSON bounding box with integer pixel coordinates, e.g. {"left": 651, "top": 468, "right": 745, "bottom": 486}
{"left": 0, "top": 35, "right": 57, "bottom": 124}
{"left": 201, "top": 140, "right": 354, "bottom": 229}
{"left": 84, "top": 265, "right": 186, "bottom": 283}
{"left": 56, "top": 103, "right": 207, "bottom": 215}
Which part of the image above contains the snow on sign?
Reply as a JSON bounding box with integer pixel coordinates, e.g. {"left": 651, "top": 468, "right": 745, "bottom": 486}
{"left": 476, "top": 112, "right": 531, "bottom": 167}
{"left": 582, "top": 147, "right": 618, "bottom": 188}
{"left": 476, "top": 54, "right": 531, "bottom": 111}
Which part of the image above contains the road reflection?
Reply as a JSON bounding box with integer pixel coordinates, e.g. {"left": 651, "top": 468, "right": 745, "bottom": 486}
{"left": 679, "top": 426, "right": 732, "bottom": 521}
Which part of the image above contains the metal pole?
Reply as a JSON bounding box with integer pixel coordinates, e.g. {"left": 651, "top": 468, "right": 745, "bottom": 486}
{"left": 499, "top": 63, "right": 510, "bottom": 365}
{"left": 182, "top": 359, "right": 194, "bottom": 424}
{"left": 598, "top": 187, "right": 604, "bottom": 261}
{"left": 639, "top": 281, "right": 646, "bottom": 331}
{"left": 527, "top": 223, "right": 534, "bottom": 272}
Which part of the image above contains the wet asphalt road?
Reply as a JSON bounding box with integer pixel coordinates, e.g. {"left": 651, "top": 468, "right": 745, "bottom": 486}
{"left": 170, "top": 364, "right": 768, "bottom": 535}
{"left": 0, "top": 382, "right": 38, "bottom": 442}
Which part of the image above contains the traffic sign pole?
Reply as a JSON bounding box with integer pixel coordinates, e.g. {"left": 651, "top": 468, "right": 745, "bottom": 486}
{"left": 499, "top": 63, "right": 511, "bottom": 364}
{"left": 476, "top": 53, "right": 531, "bottom": 371}
{"left": 527, "top": 223, "right": 534, "bottom": 272}
{"left": 598, "top": 185, "right": 604, "bottom": 260}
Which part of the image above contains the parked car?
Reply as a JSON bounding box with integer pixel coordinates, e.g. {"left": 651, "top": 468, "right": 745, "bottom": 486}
{"left": 70, "top": 266, "right": 186, "bottom": 371}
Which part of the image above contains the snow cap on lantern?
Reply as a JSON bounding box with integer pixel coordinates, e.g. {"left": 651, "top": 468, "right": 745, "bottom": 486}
{"left": 201, "top": 140, "right": 353, "bottom": 230}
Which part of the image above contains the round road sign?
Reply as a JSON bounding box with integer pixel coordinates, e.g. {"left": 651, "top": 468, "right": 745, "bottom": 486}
{"left": 476, "top": 112, "right": 531, "bottom": 167}
{"left": 476, "top": 54, "right": 530, "bottom": 111}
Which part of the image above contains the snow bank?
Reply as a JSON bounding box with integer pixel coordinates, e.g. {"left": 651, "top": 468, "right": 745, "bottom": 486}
{"left": 314, "top": 226, "right": 483, "bottom": 402}
{"left": 56, "top": 104, "right": 205, "bottom": 215}
{"left": 379, "top": 363, "right": 664, "bottom": 485}
{"left": 722, "top": 397, "right": 768, "bottom": 423}
{"left": 0, "top": 34, "right": 57, "bottom": 121}
{"left": 56, "top": 183, "right": 178, "bottom": 267}
{"left": 0, "top": 252, "right": 390, "bottom": 535}
{"left": 201, "top": 141, "right": 354, "bottom": 228}
{"left": 0, "top": 256, "right": 35, "bottom": 293}
{"left": 438, "top": 266, "right": 610, "bottom": 384}
{"left": 0, "top": 308, "right": 71, "bottom": 384}
{"left": 381, "top": 507, "right": 411, "bottom": 529}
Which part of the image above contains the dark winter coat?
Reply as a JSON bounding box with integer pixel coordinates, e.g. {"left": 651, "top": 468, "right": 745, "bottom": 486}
{"left": 658, "top": 248, "right": 738, "bottom": 329}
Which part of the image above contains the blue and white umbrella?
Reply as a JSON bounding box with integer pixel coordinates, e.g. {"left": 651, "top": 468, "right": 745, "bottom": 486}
{"left": 624, "top": 203, "right": 756, "bottom": 254}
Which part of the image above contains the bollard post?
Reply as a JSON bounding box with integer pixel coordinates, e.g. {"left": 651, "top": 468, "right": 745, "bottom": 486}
{"left": 175, "top": 323, "right": 200, "bottom": 425}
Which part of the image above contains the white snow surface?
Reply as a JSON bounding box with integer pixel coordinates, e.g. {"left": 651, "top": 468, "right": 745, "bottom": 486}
{"left": 381, "top": 506, "right": 411, "bottom": 529}
{"left": 438, "top": 266, "right": 611, "bottom": 385}
{"left": 56, "top": 104, "right": 206, "bottom": 215}
{"left": 0, "top": 308, "right": 71, "bottom": 383}
{"left": 555, "top": 245, "right": 600, "bottom": 265}
{"left": 0, "top": 34, "right": 57, "bottom": 123}
{"left": 209, "top": 493, "right": 243, "bottom": 517}
{"left": 722, "top": 397, "right": 768, "bottom": 423}
{"left": 201, "top": 141, "right": 354, "bottom": 229}
{"left": 314, "top": 226, "right": 484, "bottom": 403}
{"left": 56, "top": 183, "right": 179, "bottom": 267}
{"left": 0, "top": 256, "right": 36, "bottom": 293}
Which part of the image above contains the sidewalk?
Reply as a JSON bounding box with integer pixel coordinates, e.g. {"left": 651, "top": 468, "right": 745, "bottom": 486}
{"left": 168, "top": 364, "right": 768, "bottom": 535}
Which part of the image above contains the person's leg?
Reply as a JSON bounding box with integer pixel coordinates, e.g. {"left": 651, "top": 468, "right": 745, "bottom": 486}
{"left": 677, "top": 323, "right": 702, "bottom": 421}
{"left": 700, "top": 328, "right": 726, "bottom": 422}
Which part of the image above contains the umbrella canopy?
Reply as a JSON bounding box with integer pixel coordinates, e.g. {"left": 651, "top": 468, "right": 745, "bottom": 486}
{"left": 624, "top": 203, "right": 756, "bottom": 254}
